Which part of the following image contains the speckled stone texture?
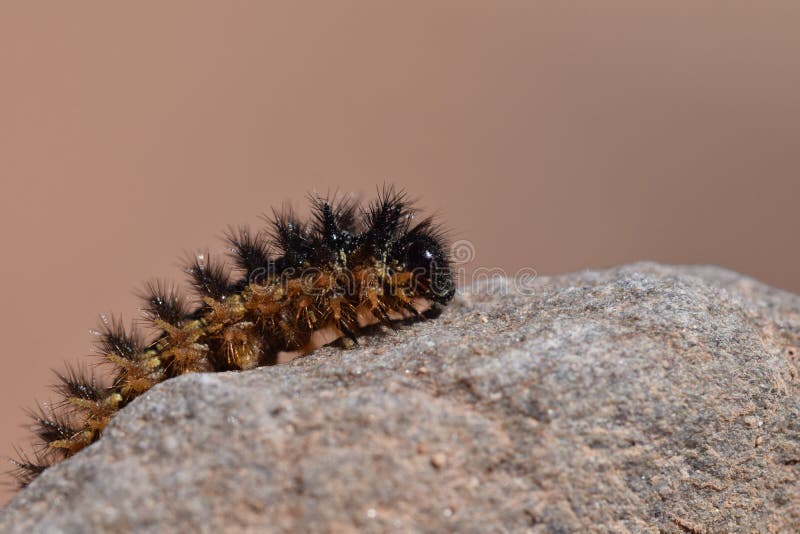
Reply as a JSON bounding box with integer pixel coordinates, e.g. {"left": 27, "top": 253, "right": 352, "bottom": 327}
{"left": 2, "top": 263, "right": 798, "bottom": 533}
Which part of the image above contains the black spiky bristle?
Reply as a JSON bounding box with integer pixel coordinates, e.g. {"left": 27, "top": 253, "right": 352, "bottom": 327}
{"left": 138, "top": 280, "right": 187, "bottom": 326}
{"left": 9, "top": 448, "right": 49, "bottom": 488}
{"left": 52, "top": 364, "right": 102, "bottom": 403}
{"left": 186, "top": 252, "right": 234, "bottom": 301}
{"left": 224, "top": 226, "right": 274, "bottom": 283}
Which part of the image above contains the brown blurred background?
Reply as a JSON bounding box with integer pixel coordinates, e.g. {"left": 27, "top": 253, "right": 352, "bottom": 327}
{"left": 1, "top": 1, "right": 799, "bottom": 504}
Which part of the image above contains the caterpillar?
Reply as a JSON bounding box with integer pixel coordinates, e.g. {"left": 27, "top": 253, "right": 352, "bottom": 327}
{"left": 9, "top": 187, "right": 455, "bottom": 488}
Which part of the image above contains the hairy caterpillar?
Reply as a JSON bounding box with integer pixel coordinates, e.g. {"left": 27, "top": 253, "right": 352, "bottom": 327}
{"left": 10, "top": 187, "right": 455, "bottom": 487}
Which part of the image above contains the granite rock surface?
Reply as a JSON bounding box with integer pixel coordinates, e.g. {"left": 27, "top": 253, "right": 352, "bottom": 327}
{"left": 1, "top": 263, "right": 798, "bottom": 532}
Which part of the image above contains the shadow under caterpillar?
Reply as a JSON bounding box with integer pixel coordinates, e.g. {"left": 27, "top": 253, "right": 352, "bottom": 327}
{"left": 10, "top": 186, "right": 455, "bottom": 488}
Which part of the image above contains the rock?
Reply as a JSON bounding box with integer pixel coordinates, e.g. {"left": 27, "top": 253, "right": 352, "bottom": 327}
{"left": 1, "top": 263, "right": 798, "bottom": 532}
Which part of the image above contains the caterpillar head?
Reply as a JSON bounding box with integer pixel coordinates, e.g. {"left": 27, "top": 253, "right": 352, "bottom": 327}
{"left": 396, "top": 221, "right": 455, "bottom": 305}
